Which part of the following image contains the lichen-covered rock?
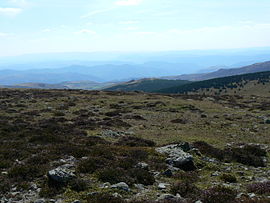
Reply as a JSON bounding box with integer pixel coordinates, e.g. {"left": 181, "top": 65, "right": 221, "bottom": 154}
{"left": 156, "top": 144, "right": 196, "bottom": 171}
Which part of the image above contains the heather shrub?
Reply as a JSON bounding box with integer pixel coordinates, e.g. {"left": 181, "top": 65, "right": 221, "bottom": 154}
{"left": 173, "top": 171, "right": 200, "bottom": 183}
{"left": 116, "top": 136, "right": 156, "bottom": 147}
{"left": 130, "top": 168, "right": 155, "bottom": 185}
{"left": 192, "top": 141, "right": 224, "bottom": 160}
{"left": 77, "top": 157, "right": 108, "bottom": 173}
{"left": 247, "top": 181, "right": 270, "bottom": 195}
{"left": 69, "top": 178, "right": 88, "bottom": 192}
{"left": 171, "top": 181, "right": 201, "bottom": 199}
{"left": 220, "top": 173, "right": 237, "bottom": 183}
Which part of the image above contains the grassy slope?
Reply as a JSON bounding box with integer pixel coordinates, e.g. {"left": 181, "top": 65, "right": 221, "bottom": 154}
{"left": 0, "top": 89, "right": 270, "bottom": 202}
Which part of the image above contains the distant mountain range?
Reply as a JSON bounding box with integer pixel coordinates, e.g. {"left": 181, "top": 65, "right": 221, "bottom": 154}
{"left": 1, "top": 47, "right": 270, "bottom": 85}
{"left": 0, "top": 81, "right": 115, "bottom": 90}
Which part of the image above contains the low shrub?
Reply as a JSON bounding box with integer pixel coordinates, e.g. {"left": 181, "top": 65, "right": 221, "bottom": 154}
{"left": 116, "top": 136, "right": 156, "bottom": 147}
{"left": 200, "top": 186, "right": 237, "bottom": 203}
{"left": 130, "top": 168, "right": 155, "bottom": 185}
{"left": 225, "top": 146, "right": 266, "bottom": 167}
{"left": 8, "top": 164, "right": 44, "bottom": 181}
{"left": 97, "top": 168, "right": 128, "bottom": 184}
{"left": 247, "top": 181, "right": 270, "bottom": 195}
{"left": 173, "top": 171, "right": 200, "bottom": 183}
{"left": 69, "top": 178, "right": 88, "bottom": 192}
{"left": 77, "top": 157, "right": 107, "bottom": 174}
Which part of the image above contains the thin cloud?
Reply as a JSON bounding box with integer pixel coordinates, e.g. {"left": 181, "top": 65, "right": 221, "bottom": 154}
{"left": 74, "top": 29, "right": 97, "bottom": 35}
{"left": 123, "top": 26, "right": 139, "bottom": 31}
{"left": 8, "top": 0, "right": 30, "bottom": 7}
{"left": 119, "top": 21, "right": 140, "bottom": 25}
{"left": 0, "top": 32, "right": 12, "bottom": 37}
{"left": 81, "top": 7, "right": 115, "bottom": 19}
{"left": 115, "top": 0, "right": 143, "bottom": 6}
{"left": 136, "top": 31, "right": 156, "bottom": 35}
{"left": 0, "top": 7, "right": 22, "bottom": 16}
{"left": 41, "top": 28, "right": 52, "bottom": 33}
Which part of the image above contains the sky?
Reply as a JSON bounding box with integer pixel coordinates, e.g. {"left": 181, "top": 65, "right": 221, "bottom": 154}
{"left": 0, "top": 0, "right": 270, "bottom": 56}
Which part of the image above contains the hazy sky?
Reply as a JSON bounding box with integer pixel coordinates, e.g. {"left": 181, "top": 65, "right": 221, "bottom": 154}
{"left": 1, "top": 0, "right": 270, "bottom": 56}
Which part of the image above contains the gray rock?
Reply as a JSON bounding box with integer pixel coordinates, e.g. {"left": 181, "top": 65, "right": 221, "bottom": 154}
{"left": 134, "top": 184, "right": 145, "bottom": 190}
{"left": 156, "top": 144, "right": 196, "bottom": 171}
{"left": 111, "top": 182, "right": 130, "bottom": 192}
{"left": 135, "top": 162, "right": 149, "bottom": 170}
{"left": 48, "top": 164, "right": 76, "bottom": 183}
{"left": 158, "top": 183, "right": 170, "bottom": 190}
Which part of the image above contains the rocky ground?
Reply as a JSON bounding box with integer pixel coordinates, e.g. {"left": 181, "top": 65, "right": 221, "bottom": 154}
{"left": 0, "top": 89, "right": 269, "bottom": 203}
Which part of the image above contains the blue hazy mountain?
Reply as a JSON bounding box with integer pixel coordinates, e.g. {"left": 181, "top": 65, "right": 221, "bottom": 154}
{"left": 0, "top": 47, "right": 270, "bottom": 85}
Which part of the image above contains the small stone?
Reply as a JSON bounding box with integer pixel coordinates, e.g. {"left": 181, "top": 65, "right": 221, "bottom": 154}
{"left": 211, "top": 171, "right": 220, "bottom": 176}
{"left": 135, "top": 162, "right": 149, "bottom": 170}
{"left": 111, "top": 182, "right": 130, "bottom": 192}
{"left": 248, "top": 193, "right": 256, "bottom": 198}
{"left": 71, "top": 200, "right": 81, "bottom": 203}
{"left": 100, "top": 182, "right": 111, "bottom": 189}
{"left": 134, "top": 184, "right": 145, "bottom": 190}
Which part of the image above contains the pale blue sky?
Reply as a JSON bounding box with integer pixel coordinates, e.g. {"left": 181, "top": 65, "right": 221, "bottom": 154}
{"left": 0, "top": 0, "right": 270, "bottom": 56}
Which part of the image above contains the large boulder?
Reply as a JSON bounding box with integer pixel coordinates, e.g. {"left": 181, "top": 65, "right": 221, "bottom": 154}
{"left": 48, "top": 164, "right": 76, "bottom": 183}
{"left": 156, "top": 144, "right": 196, "bottom": 171}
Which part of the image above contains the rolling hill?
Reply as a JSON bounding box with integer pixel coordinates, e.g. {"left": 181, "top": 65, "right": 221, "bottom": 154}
{"left": 164, "top": 61, "right": 270, "bottom": 81}
{"left": 158, "top": 71, "right": 270, "bottom": 96}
